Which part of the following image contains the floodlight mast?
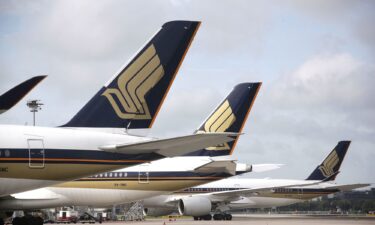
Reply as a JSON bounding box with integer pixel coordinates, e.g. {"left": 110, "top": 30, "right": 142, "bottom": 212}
{"left": 26, "top": 100, "right": 43, "bottom": 126}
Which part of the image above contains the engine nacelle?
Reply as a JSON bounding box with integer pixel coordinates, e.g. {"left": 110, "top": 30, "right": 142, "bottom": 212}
{"left": 143, "top": 207, "right": 175, "bottom": 217}
{"left": 178, "top": 197, "right": 212, "bottom": 216}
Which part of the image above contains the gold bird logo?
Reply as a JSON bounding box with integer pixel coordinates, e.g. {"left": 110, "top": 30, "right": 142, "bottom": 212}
{"left": 198, "top": 100, "right": 236, "bottom": 150}
{"left": 102, "top": 44, "right": 165, "bottom": 119}
{"left": 318, "top": 150, "right": 339, "bottom": 177}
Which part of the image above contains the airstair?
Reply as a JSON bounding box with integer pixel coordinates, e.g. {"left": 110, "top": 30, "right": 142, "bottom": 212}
{"left": 123, "top": 201, "right": 144, "bottom": 221}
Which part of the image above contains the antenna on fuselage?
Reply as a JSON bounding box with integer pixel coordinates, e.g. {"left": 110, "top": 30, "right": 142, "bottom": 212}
{"left": 125, "top": 120, "right": 132, "bottom": 134}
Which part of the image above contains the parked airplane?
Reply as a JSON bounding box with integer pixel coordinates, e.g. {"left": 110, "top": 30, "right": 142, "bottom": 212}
{"left": 0, "top": 82, "right": 269, "bottom": 209}
{"left": 141, "top": 141, "right": 370, "bottom": 220}
{"left": 0, "top": 20, "right": 236, "bottom": 198}
{"left": 0, "top": 76, "right": 46, "bottom": 114}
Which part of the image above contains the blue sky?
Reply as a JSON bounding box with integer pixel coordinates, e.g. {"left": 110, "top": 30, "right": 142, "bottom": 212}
{"left": 0, "top": 0, "right": 374, "bottom": 186}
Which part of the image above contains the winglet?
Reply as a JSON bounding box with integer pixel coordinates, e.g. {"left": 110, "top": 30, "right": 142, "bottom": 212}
{"left": 0, "top": 75, "right": 46, "bottom": 114}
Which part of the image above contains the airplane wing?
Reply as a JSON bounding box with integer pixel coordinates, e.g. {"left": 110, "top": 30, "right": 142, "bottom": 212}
{"left": 99, "top": 132, "right": 239, "bottom": 157}
{"left": 0, "top": 189, "right": 66, "bottom": 210}
{"left": 251, "top": 164, "right": 284, "bottom": 173}
{"left": 196, "top": 180, "right": 323, "bottom": 203}
{"left": 0, "top": 75, "right": 46, "bottom": 114}
{"left": 324, "top": 183, "right": 371, "bottom": 191}
{"left": 194, "top": 157, "right": 239, "bottom": 175}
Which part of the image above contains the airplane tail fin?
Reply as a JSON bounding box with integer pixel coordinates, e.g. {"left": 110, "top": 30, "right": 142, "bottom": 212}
{"left": 185, "top": 82, "right": 261, "bottom": 156}
{"left": 0, "top": 76, "right": 46, "bottom": 114}
{"left": 62, "top": 21, "right": 200, "bottom": 129}
{"left": 306, "top": 141, "right": 351, "bottom": 181}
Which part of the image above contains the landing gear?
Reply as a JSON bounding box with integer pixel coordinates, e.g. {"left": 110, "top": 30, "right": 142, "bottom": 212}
{"left": 213, "top": 213, "right": 232, "bottom": 220}
{"left": 12, "top": 215, "right": 44, "bottom": 225}
{"left": 213, "top": 214, "right": 223, "bottom": 220}
{"left": 193, "top": 213, "right": 232, "bottom": 221}
{"left": 203, "top": 214, "right": 212, "bottom": 220}
{"left": 193, "top": 214, "right": 212, "bottom": 220}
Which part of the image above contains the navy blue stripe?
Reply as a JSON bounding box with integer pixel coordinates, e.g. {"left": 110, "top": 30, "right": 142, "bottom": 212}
{"left": 176, "top": 188, "right": 340, "bottom": 194}
{"left": 82, "top": 171, "right": 233, "bottom": 180}
{"left": 0, "top": 148, "right": 163, "bottom": 164}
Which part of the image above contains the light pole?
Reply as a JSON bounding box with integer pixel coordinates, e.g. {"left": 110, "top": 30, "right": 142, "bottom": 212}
{"left": 27, "top": 100, "right": 43, "bottom": 126}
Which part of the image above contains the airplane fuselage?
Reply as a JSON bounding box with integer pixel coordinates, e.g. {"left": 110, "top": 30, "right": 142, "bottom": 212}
{"left": 0, "top": 125, "right": 163, "bottom": 197}
{"left": 0, "top": 157, "right": 250, "bottom": 209}
{"left": 143, "top": 178, "right": 339, "bottom": 210}
{"left": 0, "top": 168, "right": 239, "bottom": 209}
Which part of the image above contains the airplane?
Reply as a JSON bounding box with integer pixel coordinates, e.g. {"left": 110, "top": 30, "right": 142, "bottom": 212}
{"left": 0, "top": 20, "right": 237, "bottom": 198}
{"left": 141, "top": 140, "right": 370, "bottom": 220}
{"left": 0, "top": 82, "right": 273, "bottom": 210}
{"left": 0, "top": 76, "right": 46, "bottom": 115}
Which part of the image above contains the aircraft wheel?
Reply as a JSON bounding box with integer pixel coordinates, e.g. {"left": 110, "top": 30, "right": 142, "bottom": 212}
{"left": 213, "top": 214, "right": 223, "bottom": 220}
{"left": 36, "top": 216, "right": 44, "bottom": 225}
{"left": 0, "top": 218, "right": 4, "bottom": 225}
{"left": 203, "top": 214, "right": 212, "bottom": 220}
{"left": 224, "top": 214, "right": 232, "bottom": 220}
{"left": 28, "top": 216, "right": 40, "bottom": 225}
{"left": 12, "top": 217, "right": 25, "bottom": 225}
{"left": 193, "top": 216, "right": 198, "bottom": 221}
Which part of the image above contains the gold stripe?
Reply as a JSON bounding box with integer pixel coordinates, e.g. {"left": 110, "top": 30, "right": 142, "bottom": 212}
{"left": 0, "top": 163, "right": 125, "bottom": 180}
{"left": 78, "top": 176, "right": 221, "bottom": 181}
{"left": 53, "top": 179, "right": 219, "bottom": 191}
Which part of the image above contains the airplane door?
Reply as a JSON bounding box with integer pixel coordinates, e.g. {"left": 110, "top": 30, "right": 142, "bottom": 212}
{"left": 138, "top": 164, "right": 149, "bottom": 184}
{"left": 28, "top": 139, "right": 45, "bottom": 168}
{"left": 297, "top": 188, "right": 303, "bottom": 199}
{"left": 138, "top": 171, "right": 149, "bottom": 184}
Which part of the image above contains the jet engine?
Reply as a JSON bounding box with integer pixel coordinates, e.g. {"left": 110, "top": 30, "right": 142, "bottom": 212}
{"left": 178, "top": 197, "right": 212, "bottom": 216}
{"left": 143, "top": 207, "right": 175, "bottom": 217}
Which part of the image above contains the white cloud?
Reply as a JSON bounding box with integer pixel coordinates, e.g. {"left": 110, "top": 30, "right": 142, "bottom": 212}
{"left": 244, "top": 53, "right": 375, "bottom": 181}
{"left": 269, "top": 53, "right": 373, "bottom": 109}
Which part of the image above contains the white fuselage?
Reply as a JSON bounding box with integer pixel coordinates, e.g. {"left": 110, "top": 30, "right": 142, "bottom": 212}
{"left": 0, "top": 157, "right": 248, "bottom": 210}
{"left": 0, "top": 124, "right": 153, "bottom": 197}
{"left": 143, "top": 178, "right": 339, "bottom": 210}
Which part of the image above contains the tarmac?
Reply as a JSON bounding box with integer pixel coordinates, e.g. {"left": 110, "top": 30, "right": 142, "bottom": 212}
{"left": 95, "top": 215, "right": 375, "bottom": 225}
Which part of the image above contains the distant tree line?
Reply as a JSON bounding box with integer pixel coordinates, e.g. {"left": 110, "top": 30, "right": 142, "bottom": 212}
{"left": 276, "top": 189, "right": 375, "bottom": 213}
{"left": 277, "top": 198, "right": 375, "bottom": 213}
{"left": 232, "top": 189, "right": 375, "bottom": 214}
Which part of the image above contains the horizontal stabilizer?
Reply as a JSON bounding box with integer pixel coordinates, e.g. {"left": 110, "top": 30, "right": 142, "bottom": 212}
{"left": 100, "top": 132, "right": 239, "bottom": 157}
{"left": 194, "top": 159, "right": 238, "bottom": 175}
{"left": 251, "top": 164, "right": 285, "bottom": 173}
{"left": 0, "top": 76, "right": 46, "bottom": 114}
